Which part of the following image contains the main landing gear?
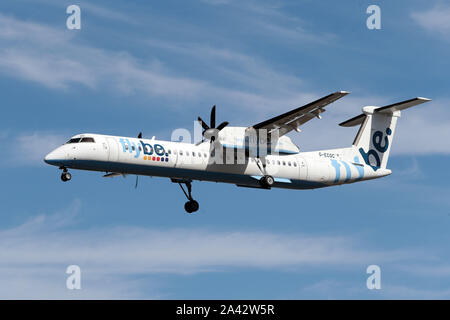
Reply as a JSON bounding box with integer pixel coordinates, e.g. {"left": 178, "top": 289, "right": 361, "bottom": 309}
{"left": 175, "top": 179, "right": 199, "bottom": 213}
{"left": 259, "top": 175, "right": 274, "bottom": 189}
{"left": 60, "top": 167, "right": 72, "bottom": 182}
{"left": 254, "top": 158, "right": 274, "bottom": 189}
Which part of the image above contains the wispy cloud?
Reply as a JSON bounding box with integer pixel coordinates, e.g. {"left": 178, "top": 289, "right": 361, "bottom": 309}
{"left": 79, "top": 2, "right": 137, "bottom": 24}
{"left": 381, "top": 285, "right": 450, "bottom": 299}
{"left": 0, "top": 14, "right": 208, "bottom": 98}
{"left": 297, "top": 279, "right": 450, "bottom": 299}
{"left": 25, "top": 0, "right": 136, "bottom": 24}
{"left": 411, "top": 4, "right": 450, "bottom": 38}
{"left": 200, "top": 0, "right": 335, "bottom": 44}
{"left": 0, "top": 202, "right": 424, "bottom": 298}
{"left": 0, "top": 12, "right": 448, "bottom": 156}
{"left": 0, "top": 13, "right": 315, "bottom": 116}
{"left": 389, "top": 158, "right": 424, "bottom": 179}
{"left": 290, "top": 96, "right": 450, "bottom": 156}
{"left": 0, "top": 131, "right": 67, "bottom": 166}
{"left": 392, "top": 100, "right": 450, "bottom": 155}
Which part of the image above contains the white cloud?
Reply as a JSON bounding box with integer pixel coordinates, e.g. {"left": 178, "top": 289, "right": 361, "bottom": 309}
{"left": 390, "top": 158, "right": 423, "bottom": 179}
{"left": 0, "top": 202, "right": 420, "bottom": 298}
{"left": 0, "top": 11, "right": 325, "bottom": 112}
{"left": 200, "top": 0, "right": 335, "bottom": 44}
{"left": 297, "top": 279, "right": 450, "bottom": 299}
{"left": 393, "top": 100, "right": 450, "bottom": 155}
{"left": 0, "top": 14, "right": 208, "bottom": 99}
{"left": 0, "top": 13, "right": 448, "bottom": 156}
{"left": 79, "top": 2, "right": 137, "bottom": 24}
{"left": 289, "top": 96, "right": 450, "bottom": 156}
{"left": 0, "top": 131, "right": 67, "bottom": 166}
{"left": 412, "top": 5, "right": 450, "bottom": 38}
{"left": 381, "top": 285, "right": 450, "bottom": 299}
{"left": 297, "top": 279, "right": 368, "bottom": 299}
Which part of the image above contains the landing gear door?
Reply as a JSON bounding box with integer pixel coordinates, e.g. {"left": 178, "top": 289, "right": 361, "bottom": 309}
{"left": 106, "top": 137, "right": 119, "bottom": 162}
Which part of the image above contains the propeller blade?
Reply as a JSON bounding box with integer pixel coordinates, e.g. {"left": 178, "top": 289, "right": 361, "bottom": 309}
{"left": 216, "top": 121, "right": 229, "bottom": 131}
{"left": 197, "top": 117, "right": 210, "bottom": 130}
{"left": 135, "top": 175, "right": 139, "bottom": 189}
{"left": 137, "top": 132, "right": 142, "bottom": 138}
{"left": 210, "top": 105, "right": 216, "bottom": 129}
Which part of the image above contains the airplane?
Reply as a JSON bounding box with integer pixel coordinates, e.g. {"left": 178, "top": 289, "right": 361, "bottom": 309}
{"left": 44, "top": 91, "right": 431, "bottom": 213}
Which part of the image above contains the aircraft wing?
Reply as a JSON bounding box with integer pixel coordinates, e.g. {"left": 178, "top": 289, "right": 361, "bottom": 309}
{"left": 249, "top": 91, "right": 350, "bottom": 137}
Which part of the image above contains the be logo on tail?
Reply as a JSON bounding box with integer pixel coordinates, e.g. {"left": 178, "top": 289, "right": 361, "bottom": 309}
{"left": 359, "top": 128, "right": 392, "bottom": 170}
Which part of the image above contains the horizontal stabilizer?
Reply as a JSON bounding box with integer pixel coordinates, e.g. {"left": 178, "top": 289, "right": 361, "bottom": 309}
{"left": 339, "top": 97, "right": 431, "bottom": 127}
{"left": 339, "top": 114, "right": 365, "bottom": 127}
{"left": 375, "top": 97, "right": 431, "bottom": 114}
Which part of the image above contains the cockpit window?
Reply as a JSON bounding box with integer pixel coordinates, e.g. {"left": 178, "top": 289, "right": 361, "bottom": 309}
{"left": 65, "top": 137, "right": 95, "bottom": 144}
{"left": 66, "top": 138, "right": 81, "bottom": 144}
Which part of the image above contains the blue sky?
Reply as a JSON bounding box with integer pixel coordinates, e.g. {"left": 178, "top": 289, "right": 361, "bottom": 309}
{"left": 0, "top": 0, "right": 450, "bottom": 299}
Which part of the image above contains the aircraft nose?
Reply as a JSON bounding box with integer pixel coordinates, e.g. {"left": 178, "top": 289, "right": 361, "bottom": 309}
{"left": 44, "top": 150, "right": 56, "bottom": 164}
{"left": 44, "top": 147, "right": 66, "bottom": 165}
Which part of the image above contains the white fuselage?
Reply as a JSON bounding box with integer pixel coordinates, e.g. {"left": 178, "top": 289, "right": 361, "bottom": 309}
{"left": 44, "top": 133, "right": 391, "bottom": 189}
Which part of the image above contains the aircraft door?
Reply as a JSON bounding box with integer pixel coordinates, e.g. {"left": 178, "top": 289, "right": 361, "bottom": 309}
{"left": 106, "top": 137, "right": 119, "bottom": 162}
{"left": 297, "top": 157, "right": 308, "bottom": 180}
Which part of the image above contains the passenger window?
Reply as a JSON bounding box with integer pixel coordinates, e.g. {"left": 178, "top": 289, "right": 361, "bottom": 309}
{"left": 277, "top": 160, "right": 280, "bottom": 165}
{"left": 125, "top": 145, "right": 129, "bottom": 150}
{"left": 204, "top": 153, "right": 207, "bottom": 157}
{"left": 282, "top": 161, "right": 286, "bottom": 166}
{"left": 294, "top": 162, "right": 297, "bottom": 167}
{"left": 198, "top": 152, "right": 201, "bottom": 157}
{"left": 168, "top": 150, "right": 171, "bottom": 154}
{"left": 132, "top": 146, "right": 135, "bottom": 151}
{"left": 288, "top": 162, "right": 291, "bottom": 166}
{"left": 192, "top": 152, "right": 196, "bottom": 157}
{"left": 180, "top": 151, "right": 183, "bottom": 155}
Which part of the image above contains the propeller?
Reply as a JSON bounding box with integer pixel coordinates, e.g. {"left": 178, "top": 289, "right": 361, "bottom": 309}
{"left": 197, "top": 105, "right": 229, "bottom": 143}
{"left": 135, "top": 132, "right": 142, "bottom": 188}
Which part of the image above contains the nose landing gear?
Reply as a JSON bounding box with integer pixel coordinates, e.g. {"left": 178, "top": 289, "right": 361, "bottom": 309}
{"left": 60, "top": 167, "right": 72, "bottom": 182}
{"left": 172, "top": 179, "right": 199, "bottom": 213}
{"left": 184, "top": 199, "right": 199, "bottom": 213}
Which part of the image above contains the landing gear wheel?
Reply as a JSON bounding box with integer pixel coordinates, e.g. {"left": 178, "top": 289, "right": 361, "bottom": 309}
{"left": 184, "top": 200, "right": 199, "bottom": 213}
{"left": 61, "top": 172, "right": 72, "bottom": 182}
{"left": 175, "top": 179, "right": 200, "bottom": 213}
{"left": 260, "top": 175, "right": 274, "bottom": 189}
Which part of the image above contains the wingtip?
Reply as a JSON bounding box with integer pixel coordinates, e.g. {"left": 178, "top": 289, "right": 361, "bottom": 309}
{"left": 339, "top": 90, "right": 351, "bottom": 95}
{"left": 417, "top": 97, "right": 432, "bottom": 102}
